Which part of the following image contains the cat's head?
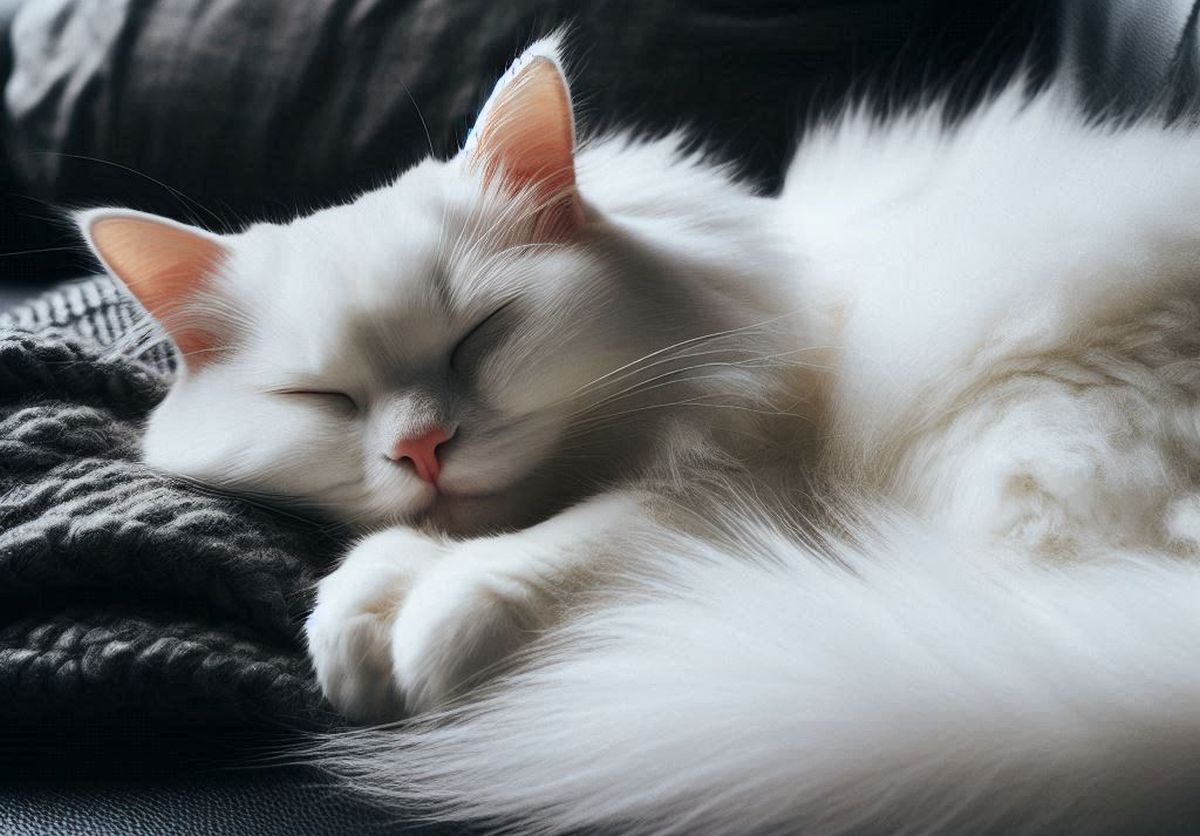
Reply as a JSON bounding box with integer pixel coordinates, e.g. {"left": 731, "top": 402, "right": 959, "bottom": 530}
{"left": 76, "top": 37, "right": 776, "bottom": 535}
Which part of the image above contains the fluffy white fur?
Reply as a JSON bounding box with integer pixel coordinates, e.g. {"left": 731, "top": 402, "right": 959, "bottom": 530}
{"left": 79, "top": 35, "right": 1200, "bottom": 834}
{"left": 318, "top": 514, "right": 1200, "bottom": 834}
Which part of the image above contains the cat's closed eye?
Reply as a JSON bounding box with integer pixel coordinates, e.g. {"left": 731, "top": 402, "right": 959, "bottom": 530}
{"left": 451, "top": 300, "right": 516, "bottom": 373}
{"left": 272, "top": 388, "right": 359, "bottom": 412}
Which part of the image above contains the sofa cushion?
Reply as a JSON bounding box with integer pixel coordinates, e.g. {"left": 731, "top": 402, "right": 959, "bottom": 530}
{"left": 0, "top": 0, "right": 1057, "bottom": 284}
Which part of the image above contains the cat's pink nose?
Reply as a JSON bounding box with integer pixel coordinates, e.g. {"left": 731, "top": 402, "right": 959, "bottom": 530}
{"left": 388, "top": 426, "right": 453, "bottom": 484}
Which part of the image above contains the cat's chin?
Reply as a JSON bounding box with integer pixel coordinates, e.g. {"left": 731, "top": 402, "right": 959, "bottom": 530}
{"left": 410, "top": 484, "right": 567, "bottom": 537}
{"left": 417, "top": 491, "right": 513, "bottom": 537}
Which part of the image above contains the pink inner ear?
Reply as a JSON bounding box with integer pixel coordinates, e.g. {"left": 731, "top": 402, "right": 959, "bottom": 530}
{"left": 471, "top": 57, "right": 584, "bottom": 239}
{"left": 89, "top": 217, "right": 227, "bottom": 364}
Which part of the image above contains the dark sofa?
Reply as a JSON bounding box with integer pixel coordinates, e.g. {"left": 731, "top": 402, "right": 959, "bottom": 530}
{"left": 0, "top": 1, "right": 1195, "bottom": 833}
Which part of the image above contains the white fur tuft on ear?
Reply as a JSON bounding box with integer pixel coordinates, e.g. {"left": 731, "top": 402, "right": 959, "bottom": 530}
{"left": 462, "top": 35, "right": 573, "bottom": 158}
{"left": 76, "top": 209, "right": 231, "bottom": 368}
{"left": 461, "top": 34, "right": 583, "bottom": 239}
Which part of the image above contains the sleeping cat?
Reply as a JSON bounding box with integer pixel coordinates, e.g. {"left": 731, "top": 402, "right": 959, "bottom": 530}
{"left": 79, "top": 34, "right": 1200, "bottom": 835}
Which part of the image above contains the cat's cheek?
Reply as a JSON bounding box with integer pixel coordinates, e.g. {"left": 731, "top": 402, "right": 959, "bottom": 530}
{"left": 140, "top": 384, "right": 249, "bottom": 478}
{"left": 438, "top": 411, "right": 566, "bottom": 497}
{"left": 439, "top": 454, "right": 544, "bottom": 497}
{"left": 482, "top": 344, "right": 626, "bottom": 419}
{"left": 144, "top": 375, "right": 366, "bottom": 503}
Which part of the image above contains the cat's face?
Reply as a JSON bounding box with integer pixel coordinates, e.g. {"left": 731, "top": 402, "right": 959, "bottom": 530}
{"left": 135, "top": 162, "right": 647, "bottom": 533}
{"left": 76, "top": 39, "right": 691, "bottom": 535}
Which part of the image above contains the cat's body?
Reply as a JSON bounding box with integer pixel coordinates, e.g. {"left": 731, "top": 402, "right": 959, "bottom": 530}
{"left": 791, "top": 90, "right": 1200, "bottom": 559}
{"left": 78, "top": 37, "right": 1200, "bottom": 833}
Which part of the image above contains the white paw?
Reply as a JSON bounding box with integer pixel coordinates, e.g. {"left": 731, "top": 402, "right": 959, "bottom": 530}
{"left": 390, "top": 543, "right": 545, "bottom": 714}
{"left": 305, "top": 527, "right": 444, "bottom": 723}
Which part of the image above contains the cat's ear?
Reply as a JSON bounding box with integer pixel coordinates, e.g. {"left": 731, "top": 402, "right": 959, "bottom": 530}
{"left": 76, "top": 209, "right": 230, "bottom": 368}
{"left": 462, "top": 35, "right": 583, "bottom": 239}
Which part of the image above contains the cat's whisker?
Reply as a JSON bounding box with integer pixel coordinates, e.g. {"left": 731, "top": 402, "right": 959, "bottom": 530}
{"left": 559, "top": 344, "right": 767, "bottom": 406}
{"left": 529, "top": 335, "right": 767, "bottom": 416}
{"left": 448, "top": 185, "right": 537, "bottom": 283}
{"left": 38, "top": 150, "right": 225, "bottom": 228}
{"left": 564, "top": 365, "right": 745, "bottom": 421}
{"left": 454, "top": 173, "right": 577, "bottom": 278}
{"left": 563, "top": 311, "right": 809, "bottom": 401}
{"left": 559, "top": 400, "right": 813, "bottom": 446}
{"left": 565, "top": 349, "right": 780, "bottom": 412}
{"left": 161, "top": 472, "right": 350, "bottom": 531}
{"left": 562, "top": 347, "right": 832, "bottom": 421}
{"left": 0, "top": 245, "right": 82, "bottom": 258}
{"left": 399, "top": 81, "right": 437, "bottom": 160}
{"left": 560, "top": 396, "right": 806, "bottom": 444}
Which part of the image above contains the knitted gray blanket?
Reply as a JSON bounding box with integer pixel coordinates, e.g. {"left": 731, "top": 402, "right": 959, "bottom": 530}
{"left": 0, "top": 277, "right": 343, "bottom": 730}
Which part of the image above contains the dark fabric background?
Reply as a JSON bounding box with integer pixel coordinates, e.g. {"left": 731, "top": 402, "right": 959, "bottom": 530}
{"left": 0, "top": 0, "right": 1059, "bottom": 287}
{"left": 6, "top": 3, "right": 1168, "bottom": 833}
{"left": 3, "top": 1, "right": 1199, "bottom": 832}
{"left": 0, "top": 283, "right": 343, "bottom": 741}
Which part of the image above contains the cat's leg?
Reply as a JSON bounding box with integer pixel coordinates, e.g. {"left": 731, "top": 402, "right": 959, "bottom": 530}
{"left": 390, "top": 489, "right": 657, "bottom": 715}
{"left": 305, "top": 528, "right": 445, "bottom": 722}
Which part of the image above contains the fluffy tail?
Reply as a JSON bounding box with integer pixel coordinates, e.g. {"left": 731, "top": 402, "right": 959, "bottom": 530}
{"left": 314, "top": 516, "right": 1200, "bottom": 834}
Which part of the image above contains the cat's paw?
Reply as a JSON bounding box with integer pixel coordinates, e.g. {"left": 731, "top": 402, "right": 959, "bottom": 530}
{"left": 305, "top": 528, "right": 444, "bottom": 723}
{"left": 391, "top": 539, "right": 545, "bottom": 714}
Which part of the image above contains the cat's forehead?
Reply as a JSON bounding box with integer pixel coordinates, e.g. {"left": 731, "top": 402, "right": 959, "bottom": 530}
{"left": 239, "top": 168, "right": 459, "bottom": 300}
{"left": 223, "top": 161, "right": 505, "bottom": 373}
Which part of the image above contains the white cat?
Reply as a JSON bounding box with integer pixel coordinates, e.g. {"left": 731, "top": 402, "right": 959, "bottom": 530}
{"left": 80, "top": 35, "right": 1200, "bottom": 834}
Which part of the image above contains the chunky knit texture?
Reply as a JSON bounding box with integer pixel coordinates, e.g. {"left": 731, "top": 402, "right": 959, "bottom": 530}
{"left": 0, "top": 278, "right": 346, "bottom": 728}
